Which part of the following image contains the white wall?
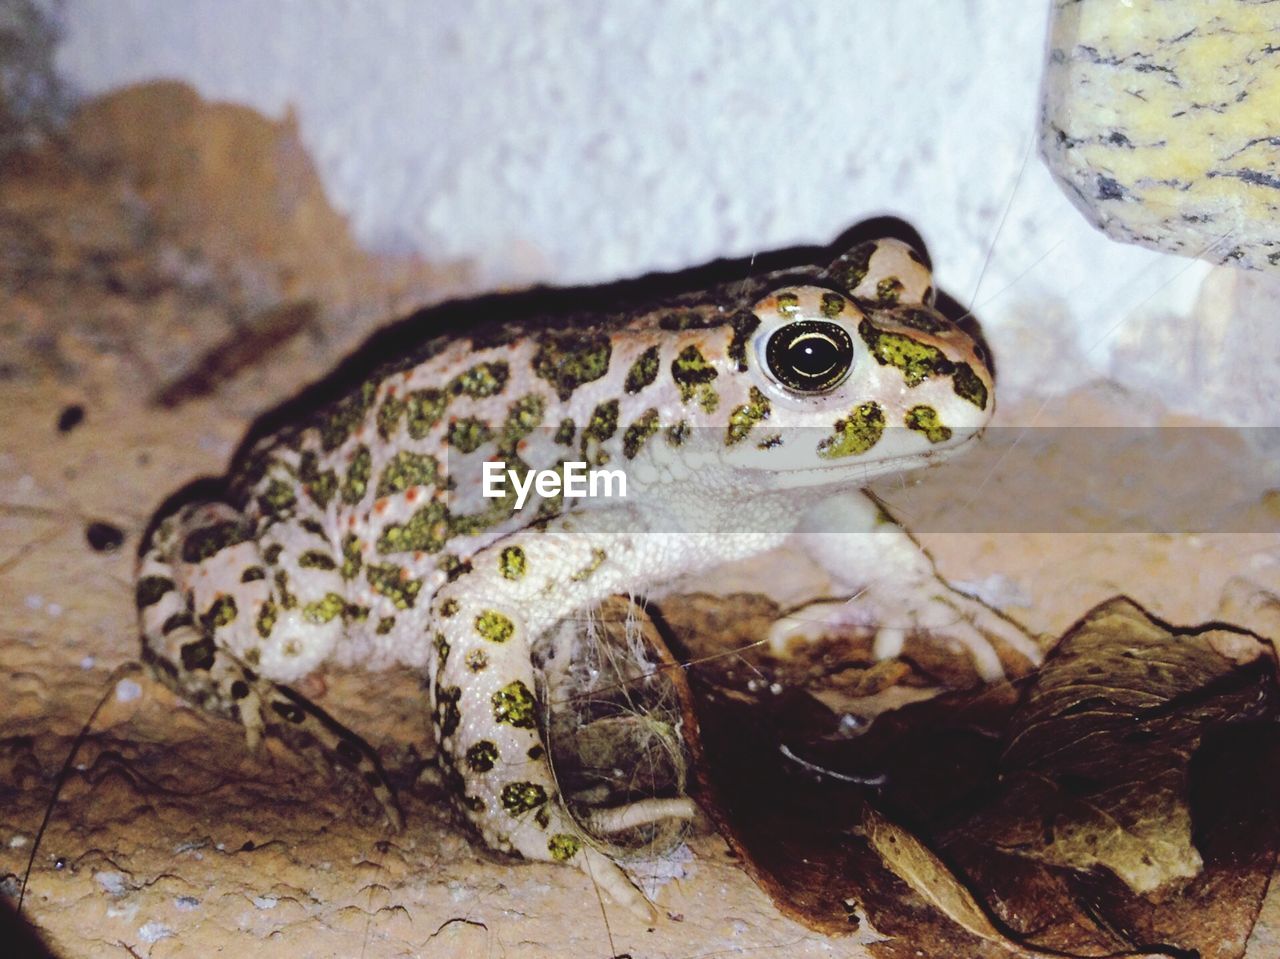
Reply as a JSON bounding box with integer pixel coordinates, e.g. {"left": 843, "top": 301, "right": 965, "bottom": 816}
{"left": 51, "top": 0, "right": 1226, "bottom": 410}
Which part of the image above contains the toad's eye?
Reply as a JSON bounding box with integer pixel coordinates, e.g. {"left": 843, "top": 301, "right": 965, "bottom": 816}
{"left": 765, "top": 320, "right": 854, "bottom": 394}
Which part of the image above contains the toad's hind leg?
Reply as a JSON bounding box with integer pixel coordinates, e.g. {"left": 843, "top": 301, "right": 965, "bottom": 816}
{"left": 136, "top": 502, "right": 402, "bottom": 828}
{"left": 429, "top": 509, "right": 705, "bottom": 919}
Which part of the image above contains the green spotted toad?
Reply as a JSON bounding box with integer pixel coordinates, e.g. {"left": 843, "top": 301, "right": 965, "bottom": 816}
{"left": 136, "top": 237, "right": 1039, "bottom": 917}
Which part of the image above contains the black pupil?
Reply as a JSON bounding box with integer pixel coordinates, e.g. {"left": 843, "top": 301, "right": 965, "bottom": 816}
{"left": 766, "top": 320, "right": 854, "bottom": 393}
{"left": 788, "top": 333, "right": 839, "bottom": 378}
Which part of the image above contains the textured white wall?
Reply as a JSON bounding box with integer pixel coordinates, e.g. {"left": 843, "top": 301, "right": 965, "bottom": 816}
{"left": 51, "top": 0, "right": 1216, "bottom": 407}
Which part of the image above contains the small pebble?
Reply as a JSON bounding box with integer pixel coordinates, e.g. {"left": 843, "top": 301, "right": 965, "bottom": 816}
{"left": 24, "top": 594, "right": 43, "bottom": 611}
{"left": 8, "top": 835, "right": 28, "bottom": 849}
{"left": 173, "top": 896, "right": 200, "bottom": 911}
{"left": 252, "top": 896, "right": 278, "bottom": 910}
{"left": 57, "top": 404, "right": 85, "bottom": 433}
{"left": 86, "top": 521, "right": 125, "bottom": 553}
{"left": 116, "top": 679, "right": 142, "bottom": 703}
{"left": 94, "top": 871, "right": 126, "bottom": 895}
{"left": 80, "top": 656, "right": 96, "bottom": 670}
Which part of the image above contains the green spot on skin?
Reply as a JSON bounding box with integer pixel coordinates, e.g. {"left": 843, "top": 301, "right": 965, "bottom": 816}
{"left": 448, "top": 417, "right": 493, "bottom": 454}
{"left": 435, "top": 684, "right": 461, "bottom": 738}
{"left": 895, "top": 307, "right": 946, "bottom": 333}
{"left": 821, "top": 292, "right": 847, "bottom": 317}
{"left": 533, "top": 331, "right": 611, "bottom": 401}
{"left": 365, "top": 562, "right": 423, "bottom": 609}
{"left": 303, "top": 592, "right": 346, "bottom": 624}
{"left": 859, "top": 319, "right": 954, "bottom": 387}
{"left": 376, "top": 450, "right": 441, "bottom": 498}
{"left": 341, "top": 445, "right": 372, "bottom": 504}
{"left": 548, "top": 834, "right": 581, "bottom": 862}
{"left": 658, "top": 310, "right": 718, "bottom": 331}
{"left": 496, "top": 394, "right": 545, "bottom": 457}
{"left": 449, "top": 360, "right": 509, "bottom": 398}
{"left": 439, "top": 597, "right": 460, "bottom": 618}
{"left": 199, "top": 595, "right": 238, "bottom": 631}
{"left": 875, "top": 276, "right": 904, "bottom": 304}
{"left": 817, "top": 402, "right": 886, "bottom": 459}
{"left": 952, "top": 361, "right": 989, "bottom": 410}
{"left": 624, "top": 346, "right": 660, "bottom": 393}
{"left": 666, "top": 421, "right": 689, "bottom": 446}
{"left": 181, "top": 520, "right": 253, "bottom": 563}
{"left": 376, "top": 393, "right": 406, "bottom": 440}
{"left": 727, "top": 309, "right": 761, "bottom": 372}
{"left": 623, "top": 409, "right": 660, "bottom": 459}
{"left": 434, "top": 632, "right": 450, "bottom": 669}
{"left": 498, "top": 546, "right": 526, "bottom": 580}
{"left": 905, "top": 405, "right": 953, "bottom": 444}
{"left": 299, "top": 549, "right": 337, "bottom": 571}
{"left": 476, "top": 609, "right": 515, "bottom": 643}
{"left": 726, "top": 386, "right": 771, "bottom": 445}
{"left": 259, "top": 477, "right": 297, "bottom": 517}
{"left": 319, "top": 381, "right": 377, "bottom": 452}
{"left": 136, "top": 575, "right": 174, "bottom": 608}
{"left": 492, "top": 679, "right": 537, "bottom": 728}
{"left": 570, "top": 548, "right": 607, "bottom": 582}
{"left": 375, "top": 615, "right": 396, "bottom": 635}
{"left": 274, "top": 569, "right": 296, "bottom": 609}
{"left": 406, "top": 388, "right": 448, "bottom": 439}
{"left": 299, "top": 451, "right": 337, "bottom": 508}
{"left": 671, "top": 344, "right": 719, "bottom": 411}
{"left": 376, "top": 501, "right": 450, "bottom": 554}
{"left": 553, "top": 418, "right": 575, "bottom": 446}
{"left": 466, "top": 740, "right": 498, "bottom": 772}
{"left": 584, "top": 400, "right": 619, "bottom": 441}
{"left": 775, "top": 292, "right": 800, "bottom": 314}
{"left": 256, "top": 599, "right": 278, "bottom": 639}
{"left": 828, "top": 240, "right": 875, "bottom": 292}
{"left": 341, "top": 533, "right": 362, "bottom": 580}
{"left": 500, "top": 781, "right": 548, "bottom": 814}
{"left": 344, "top": 603, "right": 368, "bottom": 622}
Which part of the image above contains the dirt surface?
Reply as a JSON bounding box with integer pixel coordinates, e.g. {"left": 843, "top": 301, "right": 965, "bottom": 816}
{"left": 2, "top": 82, "right": 1278, "bottom": 959}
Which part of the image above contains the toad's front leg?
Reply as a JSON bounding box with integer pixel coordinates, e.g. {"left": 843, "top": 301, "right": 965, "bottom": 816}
{"left": 770, "top": 490, "right": 1042, "bottom": 681}
{"left": 427, "top": 506, "right": 701, "bottom": 919}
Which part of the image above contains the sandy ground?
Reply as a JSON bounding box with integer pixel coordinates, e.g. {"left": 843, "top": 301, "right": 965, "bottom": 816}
{"left": 2, "top": 83, "right": 1279, "bottom": 959}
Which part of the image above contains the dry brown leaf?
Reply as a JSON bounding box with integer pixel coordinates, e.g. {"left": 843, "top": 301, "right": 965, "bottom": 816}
{"left": 989, "top": 598, "right": 1274, "bottom": 895}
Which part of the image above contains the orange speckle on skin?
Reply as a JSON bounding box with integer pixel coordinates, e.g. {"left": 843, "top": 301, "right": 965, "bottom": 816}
{"left": 398, "top": 568, "right": 411, "bottom": 582}
{"left": 406, "top": 488, "right": 419, "bottom": 503}
{"left": 374, "top": 499, "right": 388, "bottom": 514}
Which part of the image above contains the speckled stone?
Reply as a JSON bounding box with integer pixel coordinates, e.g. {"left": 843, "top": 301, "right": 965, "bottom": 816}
{"left": 1040, "top": 0, "right": 1280, "bottom": 271}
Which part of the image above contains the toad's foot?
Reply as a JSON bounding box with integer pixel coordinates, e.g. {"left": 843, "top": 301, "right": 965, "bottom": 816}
{"left": 767, "top": 584, "right": 1041, "bottom": 683}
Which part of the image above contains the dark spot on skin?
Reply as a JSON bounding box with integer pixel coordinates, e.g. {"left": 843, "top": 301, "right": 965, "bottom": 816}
{"left": 659, "top": 310, "right": 718, "bottom": 330}
{"left": 553, "top": 418, "right": 575, "bottom": 445}
{"left": 365, "top": 562, "right": 424, "bottom": 609}
{"left": 826, "top": 240, "right": 876, "bottom": 292}
{"left": 299, "top": 452, "right": 337, "bottom": 508}
{"left": 406, "top": 389, "right": 448, "bottom": 439}
{"left": 375, "top": 616, "right": 396, "bottom": 635}
{"left": 319, "top": 380, "right": 377, "bottom": 452}
{"left": 951, "top": 362, "right": 989, "bottom": 410}
{"left": 136, "top": 575, "right": 174, "bottom": 608}
{"left": 435, "top": 632, "right": 450, "bottom": 670}
{"left": 241, "top": 565, "right": 266, "bottom": 583}
{"left": 447, "top": 417, "right": 492, "bottom": 453}
{"left": 498, "top": 546, "right": 526, "bottom": 580}
{"left": 821, "top": 292, "right": 847, "bottom": 316}
{"left": 466, "top": 740, "right": 498, "bottom": 772}
{"left": 230, "top": 680, "right": 250, "bottom": 700}
{"left": 905, "top": 405, "right": 953, "bottom": 443}
{"left": 439, "top": 597, "right": 459, "bottom": 618}
{"left": 624, "top": 346, "right": 661, "bottom": 393}
{"left": 727, "top": 309, "right": 761, "bottom": 372}
{"left": 256, "top": 599, "right": 278, "bottom": 638}
{"left": 893, "top": 308, "right": 946, "bottom": 334}
{"left": 435, "top": 684, "right": 462, "bottom": 738}
{"left": 86, "top": 521, "right": 124, "bottom": 552}
{"left": 533, "top": 330, "right": 611, "bottom": 401}
{"left": 623, "top": 409, "right": 660, "bottom": 459}
{"left": 180, "top": 636, "right": 217, "bottom": 672}
{"left": 181, "top": 519, "right": 254, "bottom": 563}
{"left": 726, "top": 387, "right": 771, "bottom": 445}
{"left": 527, "top": 745, "right": 544, "bottom": 760}
{"left": 501, "top": 781, "right": 548, "bottom": 814}
{"left": 341, "top": 445, "right": 372, "bottom": 504}
{"left": 671, "top": 345, "right": 718, "bottom": 410}
{"left": 161, "top": 612, "right": 192, "bottom": 635}
{"left": 57, "top": 404, "right": 85, "bottom": 433}
{"left": 298, "top": 550, "right": 337, "bottom": 571}
{"left": 666, "top": 421, "right": 689, "bottom": 446}
{"left": 875, "top": 277, "right": 904, "bottom": 304}
{"left": 466, "top": 649, "right": 488, "bottom": 671}
{"left": 376, "top": 501, "right": 450, "bottom": 555}
{"left": 199, "top": 595, "right": 238, "bottom": 631}
{"left": 341, "top": 534, "right": 362, "bottom": 580}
